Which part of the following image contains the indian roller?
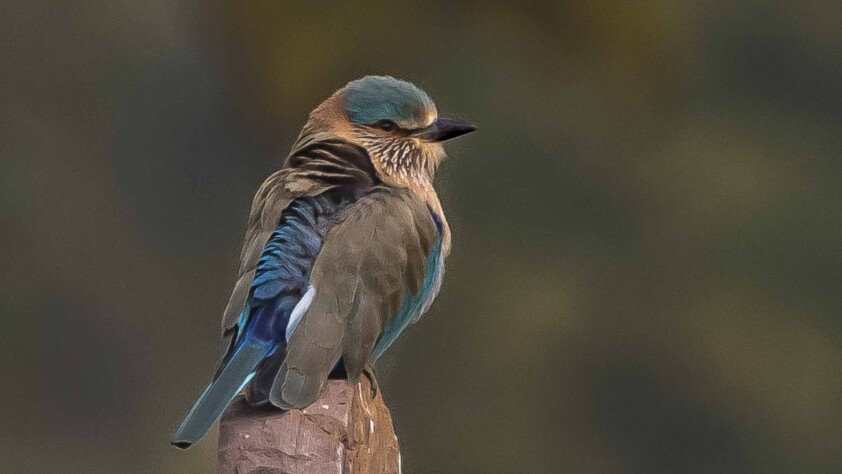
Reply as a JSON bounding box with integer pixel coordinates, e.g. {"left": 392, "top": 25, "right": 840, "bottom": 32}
{"left": 172, "top": 76, "right": 476, "bottom": 448}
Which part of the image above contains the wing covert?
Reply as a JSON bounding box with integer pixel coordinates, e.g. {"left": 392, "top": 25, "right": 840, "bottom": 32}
{"left": 269, "top": 187, "right": 441, "bottom": 409}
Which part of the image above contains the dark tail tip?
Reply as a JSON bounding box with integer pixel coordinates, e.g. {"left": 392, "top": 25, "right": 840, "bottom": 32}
{"left": 171, "top": 440, "right": 193, "bottom": 450}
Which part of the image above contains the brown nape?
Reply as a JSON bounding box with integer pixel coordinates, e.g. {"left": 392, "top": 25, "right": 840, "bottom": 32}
{"left": 289, "top": 140, "right": 377, "bottom": 178}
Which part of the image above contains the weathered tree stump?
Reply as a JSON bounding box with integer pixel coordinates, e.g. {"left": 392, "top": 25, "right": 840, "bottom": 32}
{"left": 217, "top": 375, "right": 400, "bottom": 473}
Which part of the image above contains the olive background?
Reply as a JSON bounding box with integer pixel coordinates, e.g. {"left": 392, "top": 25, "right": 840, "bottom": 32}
{"left": 2, "top": 1, "right": 842, "bottom": 472}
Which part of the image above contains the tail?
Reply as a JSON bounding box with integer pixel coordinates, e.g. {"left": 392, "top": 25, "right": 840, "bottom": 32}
{"left": 171, "top": 339, "right": 274, "bottom": 449}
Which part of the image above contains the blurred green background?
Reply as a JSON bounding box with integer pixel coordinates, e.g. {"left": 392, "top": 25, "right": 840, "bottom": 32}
{"left": 2, "top": 1, "right": 842, "bottom": 472}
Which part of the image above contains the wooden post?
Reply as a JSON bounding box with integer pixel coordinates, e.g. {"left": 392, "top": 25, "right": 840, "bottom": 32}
{"left": 217, "top": 375, "right": 400, "bottom": 473}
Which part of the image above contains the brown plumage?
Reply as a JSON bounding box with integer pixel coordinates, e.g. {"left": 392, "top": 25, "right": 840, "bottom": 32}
{"left": 172, "top": 76, "right": 475, "bottom": 447}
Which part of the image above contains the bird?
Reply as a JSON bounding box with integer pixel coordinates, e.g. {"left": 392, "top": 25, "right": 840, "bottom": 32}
{"left": 171, "top": 75, "right": 476, "bottom": 448}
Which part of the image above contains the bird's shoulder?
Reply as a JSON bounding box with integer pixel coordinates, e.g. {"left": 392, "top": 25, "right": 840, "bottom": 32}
{"left": 311, "top": 185, "right": 441, "bottom": 293}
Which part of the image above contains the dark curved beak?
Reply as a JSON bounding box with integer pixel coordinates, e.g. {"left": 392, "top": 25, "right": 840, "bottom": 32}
{"left": 413, "top": 118, "right": 477, "bottom": 142}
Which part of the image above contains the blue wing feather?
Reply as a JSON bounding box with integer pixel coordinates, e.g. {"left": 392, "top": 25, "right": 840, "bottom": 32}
{"left": 213, "top": 193, "right": 349, "bottom": 404}
{"left": 238, "top": 196, "right": 341, "bottom": 342}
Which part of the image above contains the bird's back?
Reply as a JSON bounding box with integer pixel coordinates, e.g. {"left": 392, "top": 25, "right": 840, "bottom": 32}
{"left": 221, "top": 135, "right": 379, "bottom": 338}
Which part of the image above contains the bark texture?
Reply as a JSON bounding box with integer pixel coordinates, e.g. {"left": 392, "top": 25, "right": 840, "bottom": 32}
{"left": 217, "top": 376, "right": 400, "bottom": 473}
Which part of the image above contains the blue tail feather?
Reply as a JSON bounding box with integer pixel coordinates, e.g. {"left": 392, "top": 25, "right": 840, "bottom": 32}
{"left": 172, "top": 194, "right": 345, "bottom": 447}
{"left": 171, "top": 338, "right": 275, "bottom": 449}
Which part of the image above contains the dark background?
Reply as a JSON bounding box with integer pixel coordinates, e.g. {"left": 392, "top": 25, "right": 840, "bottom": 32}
{"left": 3, "top": 1, "right": 842, "bottom": 472}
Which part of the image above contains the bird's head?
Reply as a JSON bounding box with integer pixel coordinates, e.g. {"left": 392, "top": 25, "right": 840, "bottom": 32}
{"left": 304, "top": 76, "right": 476, "bottom": 187}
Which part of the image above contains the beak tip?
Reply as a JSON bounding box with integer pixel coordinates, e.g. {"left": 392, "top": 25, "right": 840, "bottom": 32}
{"left": 428, "top": 118, "right": 477, "bottom": 142}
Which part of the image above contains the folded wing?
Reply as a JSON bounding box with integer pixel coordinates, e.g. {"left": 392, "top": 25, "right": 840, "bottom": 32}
{"left": 270, "top": 187, "right": 441, "bottom": 409}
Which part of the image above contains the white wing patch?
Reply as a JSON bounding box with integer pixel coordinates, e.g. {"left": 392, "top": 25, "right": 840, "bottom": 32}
{"left": 286, "top": 285, "right": 316, "bottom": 340}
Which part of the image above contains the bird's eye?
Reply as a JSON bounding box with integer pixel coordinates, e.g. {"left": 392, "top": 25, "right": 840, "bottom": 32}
{"left": 376, "top": 120, "right": 396, "bottom": 132}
